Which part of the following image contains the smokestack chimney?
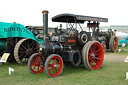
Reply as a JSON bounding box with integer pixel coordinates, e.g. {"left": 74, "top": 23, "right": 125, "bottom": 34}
{"left": 42, "top": 10, "right": 49, "bottom": 42}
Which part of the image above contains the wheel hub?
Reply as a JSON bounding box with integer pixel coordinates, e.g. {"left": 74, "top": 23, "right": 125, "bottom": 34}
{"left": 26, "top": 49, "right": 33, "bottom": 56}
{"left": 54, "top": 64, "right": 57, "bottom": 68}
{"left": 91, "top": 53, "right": 95, "bottom": 58}
{"left": 52, "top": 63, "right": 57, "bottom": 68}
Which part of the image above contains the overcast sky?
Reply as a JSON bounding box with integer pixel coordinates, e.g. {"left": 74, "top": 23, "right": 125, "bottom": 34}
{"left": 0, "top": 0, "right": 128, "bottom": 27}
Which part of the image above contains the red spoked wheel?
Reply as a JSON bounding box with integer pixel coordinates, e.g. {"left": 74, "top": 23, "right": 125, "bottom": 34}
{"left": 82, "top": 41, "right": 104, "bottom": 70}
{"left": 44, "top": 54, "right": 63, "bottom": 78}
{"left": 27, "top": 53, "right": 44, "bottom": 74}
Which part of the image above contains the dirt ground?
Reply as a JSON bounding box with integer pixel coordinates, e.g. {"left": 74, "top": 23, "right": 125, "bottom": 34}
{"left": 104, "top": 51, "right": 128, "bottom": 62}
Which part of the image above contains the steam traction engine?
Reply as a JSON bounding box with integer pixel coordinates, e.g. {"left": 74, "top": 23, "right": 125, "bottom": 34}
{"left": 88, "top": 23, "right": 118, "bottom": 53}
{"left": 28, "top": 11, "right": 108, "bottom": 77}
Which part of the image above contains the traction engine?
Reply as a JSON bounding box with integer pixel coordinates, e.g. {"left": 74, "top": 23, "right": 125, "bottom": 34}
{"left": 27, "top": 10, "right": 107, "bottom": 77}
{"left": 87, "top": 23, "right": 118, "bottom": 53}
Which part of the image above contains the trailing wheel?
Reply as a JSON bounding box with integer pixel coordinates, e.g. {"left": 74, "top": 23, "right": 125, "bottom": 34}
{"left": 82, "top": 41, "right": 104, "bottom": 70}
{"left": 14, "top": 38, "right": 39, "bottom": 65}
{"left": 28, "top": 53, "right": 44, "bottom": 74}
{"left": 109, "top": 36, "right": 118, "bottom": 52}
{"left": 101, "top": 41, "right": 107, "bottom": 53}
{"left": 44, "top": 54, "right": 63, "bottom": 78}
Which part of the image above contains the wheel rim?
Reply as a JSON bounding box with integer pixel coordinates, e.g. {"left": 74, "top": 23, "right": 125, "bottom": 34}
{"left": 30, "top": 54, "right": 44, "bottom": 74}
{"left": 47, "top": 55, "right": 63, "bottom": 77}
{"left": 87, "top": 42, "right": 103, "bottom": 70}
{"left": 113, "top": 37, "right": 118, "bottom": 52}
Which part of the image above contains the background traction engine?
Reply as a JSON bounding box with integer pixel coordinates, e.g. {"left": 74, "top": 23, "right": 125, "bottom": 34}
{"left": 88, "top": 23, "right": 118, "bottom": 53}
{"left": 0, "top": 22, "right": 41, "bottom": 65}
{"left": 28, "top": 10, "right": 105, "bottom": 77}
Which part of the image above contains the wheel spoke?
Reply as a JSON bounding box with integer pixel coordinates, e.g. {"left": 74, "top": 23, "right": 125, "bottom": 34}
{"left": 33, "top": 65, "right": 36, "bottom": 70}
{"left": 37, "top": 66, "right": 39, "bottom": 72}
{"left": 36, "top": 56, "right": 39, "bottom": 61}
{"left": 51, "top": 68, "right": 53, "bottom": 74}
{"left": 92, "top": 60, "right": 97, "bottom": 67}
{"left": 48, "top": 63, "right": 52, "bottom": 67}
{"left": 28, "top": 41, "right": 30, "bottom": 49}
{"left": 19, "top": 51, "right": 26, "bottom": 54}
{"left": 94, "top": 49, "right": 101, "bottom": 53}
{"left": 92, "top": 44, "right": 96, "bottom": 53}
{"left": 55, "top": 68, "right": 58, "bottom": 73}
{"left": 88, "top": 53, "right": 91, "bottom": 56}
{"left": 21, "top": 45, "right": 27, "bottom": 50}
{"left": 94, "top": 54, "right": 99, "bottom": 56}
{"left": 89, "top": 49, "right": 93, "bottom": 54}
{"left": 88, "top": 57, "right": 92, "bottom": 61}
{"left": 31, "top": 64, "right": 35, "bottom": 67}
{"left": 30, "top": 42, "right": 34, "bottom": 48}
{"left": 38, "top": 57, "right": 41, "bottom": 60}
{"left": 53, "top": 58, "right": 57, "bottom": 63}
{"left": 20, "top": 47, "right": 25, "bottom": 51}
{"left": 89, "top": 60, "right": 92, "bottom": 67}
{"left": 94, "top": 57, "right": 101, "bottom": 60}
{"left": 31, "top": 44, "right": 35, "bottom": 48}
{"left": 23, "top": 54, "right": 27, "bottom": 58}
{"left": 32, "top": 59, "right": 35, "bottom": 62}
{"left": 19, "top": 54, "right": 24, "bottom": 58}
{"left": 39, "top": 65, "right": 43, "bottom": 68}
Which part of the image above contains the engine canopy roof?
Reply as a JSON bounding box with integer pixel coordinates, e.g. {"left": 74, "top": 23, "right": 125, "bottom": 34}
{"left": 52, "top": 13, "right": 108, "bottom": 23}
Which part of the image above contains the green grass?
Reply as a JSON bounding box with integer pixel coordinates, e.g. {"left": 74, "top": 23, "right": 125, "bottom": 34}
{"left": 119, "top": 46, "right": 128, "bottom": 49}
{"left": 0, "top": 60, "right": 128, "bottom": 85}
{"left": 105, "top": 50, "right": 128, "bottom": 55}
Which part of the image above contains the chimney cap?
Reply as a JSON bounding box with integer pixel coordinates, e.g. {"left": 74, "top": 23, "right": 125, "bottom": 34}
{"left": 42, "top": 10, "right": 49, "bottom": 14}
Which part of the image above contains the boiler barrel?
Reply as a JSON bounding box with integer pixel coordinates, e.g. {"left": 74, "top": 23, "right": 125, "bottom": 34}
{"left": 39, "top": 42, "right": 75, "bottom": 54}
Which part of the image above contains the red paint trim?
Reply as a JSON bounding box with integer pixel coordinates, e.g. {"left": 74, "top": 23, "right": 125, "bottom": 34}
{"left": 68, "top": 40, "right": 76, "bottom": 43}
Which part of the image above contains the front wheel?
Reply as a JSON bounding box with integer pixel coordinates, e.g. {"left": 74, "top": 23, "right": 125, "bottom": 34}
{"left": 44, "top": 54, "right": 63, "bottom": 78}
{"left": 27, "top": 53, "right": 44, "bottom": 74}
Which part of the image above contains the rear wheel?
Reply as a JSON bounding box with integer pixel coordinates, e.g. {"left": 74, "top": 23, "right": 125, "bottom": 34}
{"left": 14, "top": 38, "right": 39, "bottom": 65}
{"left": 109, "top": 36, "right": 118, "bottom": 52}
{"left": 82, "top": 41, "right": 104, "bottom": 70}
{"left": 44, "top": 54, "right": 63, "bottom": 78}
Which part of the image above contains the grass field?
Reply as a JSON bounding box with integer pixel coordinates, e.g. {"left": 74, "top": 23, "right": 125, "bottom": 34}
{"left": 0, "top": 50, "right": 128, "bottom": 85}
